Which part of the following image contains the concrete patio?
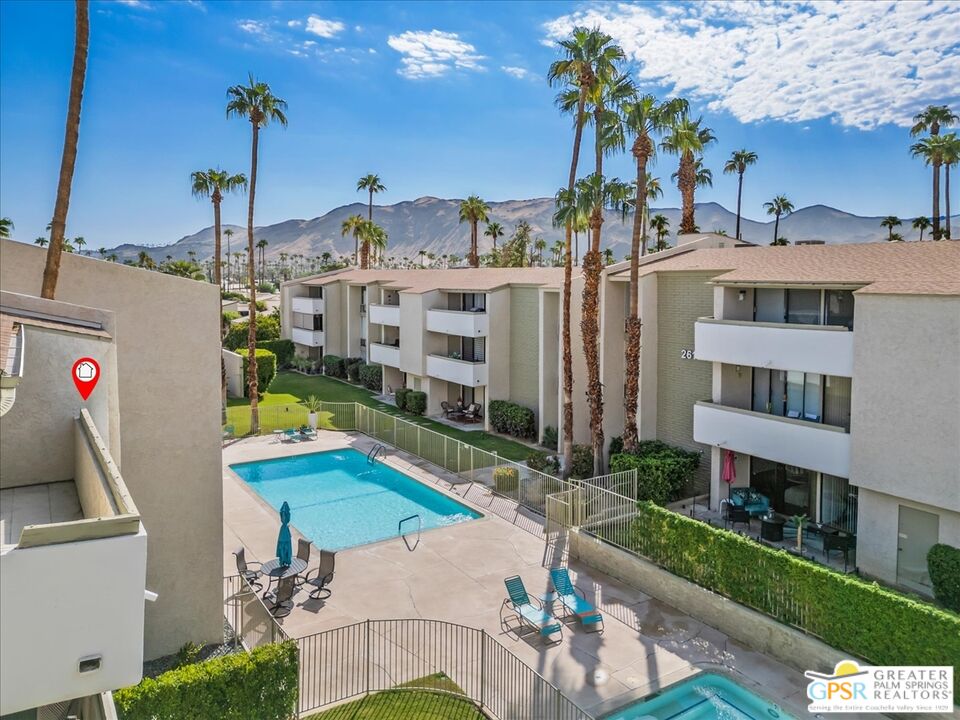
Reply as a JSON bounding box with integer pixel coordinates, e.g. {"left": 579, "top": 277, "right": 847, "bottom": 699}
{"left": 223, "top": 432, "right": 825, "bottom": 718}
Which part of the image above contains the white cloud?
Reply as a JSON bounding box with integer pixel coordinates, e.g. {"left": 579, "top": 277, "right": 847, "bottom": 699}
{"left": 387, "top": 30, "right": 485, "bottom": 79}
{"left": 238, "top": 19, "right": 268, "bottom": 35}
{"left": 115, "top": 0, "right": 151, "bottom": 8}
{"left": 502, "top": 66, "right": 529, "bottom": 79}
{"left": 287, "top": 20, "right": 302, "bottom": 28}
{"left": 543, "top": 1, "right": 960, "bottom": 129}
{"left": 305, "top": 15, "right": 345, "bottom": 38}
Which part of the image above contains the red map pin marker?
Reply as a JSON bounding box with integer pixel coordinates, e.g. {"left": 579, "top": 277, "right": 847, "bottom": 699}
{"left": 72, "top": 357, "right": 101, "bottom": 400}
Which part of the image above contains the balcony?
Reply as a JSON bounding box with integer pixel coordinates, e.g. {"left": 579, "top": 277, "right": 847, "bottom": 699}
{"left": 369, "top": 342, "right": 401, "bottom": 368}
{"left": 693, "top": 401, "right": 850, "bottom": 478}
{"left": 426, "top": 354, "right": 488, "bottom": 387}
{"left": 369, "top": 303, "right": 400, "bottom": 327}
{"left": 426, "top": 308, "right": 488, "bottom": 337}
{"left": 291, "top": 296, "right": 324, "bottom": 314}
{"left": 292, "top": 327, "right": 324, "bottom": 347}
{"left": 0, "top": 409, "right": 146, "bottom": 716}
{"left": 694, "top": 318, "right": 853, "bottom": 377}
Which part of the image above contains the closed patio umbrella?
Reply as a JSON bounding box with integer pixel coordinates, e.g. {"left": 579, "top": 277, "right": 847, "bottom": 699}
{"left": 722, "top": 449, "right": 736, "bottom": 500}
{"left": 277, "top": 501, "right": 292, "bottom": 567}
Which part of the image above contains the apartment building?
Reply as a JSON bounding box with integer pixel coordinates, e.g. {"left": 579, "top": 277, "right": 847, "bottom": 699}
{"left": 0, "top": 240, "right": 225, "bottom": 716}
{"left": 582, "top": 239, "right": 958, "bottom": 597}
{"left": 281, "top": 268, "right": 565, "bottom": 439}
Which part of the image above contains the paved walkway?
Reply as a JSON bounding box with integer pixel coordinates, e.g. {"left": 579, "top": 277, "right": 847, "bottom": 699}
{"left": 223, "top": 433, "right": 818, "bottom": 717}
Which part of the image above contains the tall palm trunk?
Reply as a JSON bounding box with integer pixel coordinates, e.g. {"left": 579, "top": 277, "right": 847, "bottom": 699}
{"left": 946, "top": 163, "right": 952, "bottom": 240}
{"left": 213, "top": 190, "right": 228, "bottom": 423}
{"left": 247, "top": 121, "right": 260, "bottom": 434}
{"left": 41, "top": 0, "right": 88, "bottom": 299}
{"left": 679, "top": 152, "right": 696, "bottom": 235}
{"left": 932, "top": 162, "right": 941, "bottom": 239}
{"left": 773, "top": 213, "right": 780, "bottom": 244}
{"left": 735, "top": 171, "right": 744, "bottom": 240}
{"left": 468, "top": 221, "right": 479, "bottom": 267}
{"left": 360, "top": 237, "right": 370, "bottom": 269}
{"left": 623, "top": 134, "right": 651, "bottom": 452}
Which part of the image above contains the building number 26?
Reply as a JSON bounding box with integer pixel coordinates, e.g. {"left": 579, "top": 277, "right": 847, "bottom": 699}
{"left": 680, "top": 349, "right": 695, "bottom": 360}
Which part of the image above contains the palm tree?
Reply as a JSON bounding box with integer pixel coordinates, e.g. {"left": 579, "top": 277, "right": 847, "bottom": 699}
{"left": 256, "top": 238, "right": 268, "bottom": 286}
{"left": 137, "top": 250, "right": 156, "bottom": 269}
{"left": 226, "top": 74, "right": 287, "bottom": 435}
{"left": 642, "top": 177, "right": 663, "bottom": 253}
{"left": 356, "top": 174, "right": 386, "bottom": 262}
{"left": 534, "top": 237, "right": 547, "bottom": 265}
{"left": 191, "top": 169, "right": 247, "bottom": 298}
{"left": 662, "top": 116, "right": 716, "bottom": 235}
{"left": 0, "top": 217, "right": 12, "bottom": 239}
{"left": 723, "top": 149, "right": 758, "bottom": 240}
{"left": 880, "top": 216, "right": 902, "bottom": 242}
{"left": 458, "top": 195, "right": 489, "bottom": 267}
{"left": 73, "top": 236, "right": 86, "bottom": 254}
{"left": 34, "top": 236, "right": 48, "bottom": 247}
{"left": 770, "top": 237, "right": 790, "bottom": 246}
{"left": 360, "top": 220, "right": 388, "bottom": 267}
{"left": 650, "top": 213, "right": 670, "bottom": 251}
{"left": 223, "top": 227, "right": 235, "bottom": 290}
{"left": 162, "top": 260, "right": 205, "bottom": 280}
{"left": 941, "top": 133, "right": 959, "bottom": 239}
{"left": 910, "top": 134, "right": 952, "bottom": 240}
{"left": 912, "top": 216, "right": 931, "bottom": 241}
{"left": 41, "top": 0, "right": 88, "bottom": 299}
{"left": 341, "top": 214, "right": 365, "bottom": 267}
{"left": 483, "top": 221, "right": 504, "bottom": 250}
{"left": 763, "top": 195, "right": 794, "bottom": 244}
{"left": 548, "top": 26, "right": 624, "bottom": 477}
{"left": 418, "top": 249, "right": 427, "bottom": 267}
{"left": 911, "top": 106, "right": 957, "bottom": 239}
{"left": 602, "top": 248, "right": 615, "bottom": 265}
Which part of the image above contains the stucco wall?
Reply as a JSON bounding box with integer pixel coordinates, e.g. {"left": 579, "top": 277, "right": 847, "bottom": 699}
{"left": 508, "top": 287, "right": 540, "bottom": 420}
{"left": 850, "top": 293, "right": 960, "bottom": 513}
{"left": 222, "top": 348, "right": 244, "bottom": 398}
{"left": 486, "top": 288, "right": 511, "bottom": 403}
{"left": 0, "top": 240, "right": 223, "bottom": 660}
{"left": 600, "top": 279, "right": 626, "bottom": 451}
{"left": 538, "top": 290, "right": 560, "bottom": 442}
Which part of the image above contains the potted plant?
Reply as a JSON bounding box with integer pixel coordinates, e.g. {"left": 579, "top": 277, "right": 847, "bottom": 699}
{"left": 792, "top": 514, "right": 808, "bottom": 553}
{"left": 300, "top": 395, "right": 323, "bottom": 429}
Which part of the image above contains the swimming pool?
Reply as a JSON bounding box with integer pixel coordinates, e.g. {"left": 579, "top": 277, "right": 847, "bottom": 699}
{"left": 603, "top": 673, "right": 797, "bottom": 720}
{"left": 230, "top": 449, "right": 481, "bottom": 550}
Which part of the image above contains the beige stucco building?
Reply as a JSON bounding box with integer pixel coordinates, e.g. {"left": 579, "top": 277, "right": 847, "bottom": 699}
{"left": 0, "top": 240, "right": 224, "bottom": 672}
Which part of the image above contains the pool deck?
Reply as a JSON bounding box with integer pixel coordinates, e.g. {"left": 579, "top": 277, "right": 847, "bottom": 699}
{"left": 222, "top": 432, "right": 862, "bottom": 718}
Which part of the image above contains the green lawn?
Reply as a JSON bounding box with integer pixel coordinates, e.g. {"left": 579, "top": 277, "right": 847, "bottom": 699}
{"left": 306, "top": 674, "right": 484, "bottom": 720}
{"left": 226, "top": 371, "right": 535, "bottom": 461}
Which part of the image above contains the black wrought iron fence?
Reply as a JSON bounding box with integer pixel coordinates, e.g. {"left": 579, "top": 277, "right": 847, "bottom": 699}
{"left": 223, "top": 575, "right": 290, "bottom": 650}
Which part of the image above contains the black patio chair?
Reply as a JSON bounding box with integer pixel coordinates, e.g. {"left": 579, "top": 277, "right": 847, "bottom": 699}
{"left": 234, "top": 547, "right": 262, "bottom": 591}
{"left": 823, "top": 532, "right": 853, "bottom": 571}
{"left": 264, "top": 575, "right": 296, "bottom": 618}
{"left": 303, "top": 550, "right": 336, "bottom": 600}
{"left": 726, "top": 505, "right": 751, "bottom": 531}
{"left": 462, "top": 403, "right": 482, "bottom": 421}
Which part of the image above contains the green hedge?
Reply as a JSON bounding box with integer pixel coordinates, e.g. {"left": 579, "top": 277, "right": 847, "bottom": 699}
{"left": 257, "top": 339, "right": 295, "bottom": 368}
{"left": 345, "top": 357, "right": 363, "bottom": 383}
{"left": 224, "top": 316, "right": 280, "bottom": 350}
{"left": 236, "top": 348, "right": 277, "bottom": 397}
{"left": 609, "top": 440, "right": 699, "bottom": 504}
{"left": 570, "top": 444, "right": 594, "bottom": 480}
{"left": 405, "top": 390, "right": 427, "bottom": 416}
{"left": 526, "top": 450, "right": 560, "bottom": 476}
{"left": 631, "top": 502, "right": 960, "bottom": 693}
{"left": 395, "top": 387, "right": 410, "bottom": 411}
{"left": 542, "top": 426, "right": 558, "bottom": 451}
{"left": 359, "top": 363, "right": 382, "bottom": 391}
{"left": 488, "top": 400, "right": 536, "bottom": 439}
{"left": 493, "top": 466, "right": 519, "bottom": 494}
{"left": 929, "top": 544, "right": 960, "bottom": 612}
{"left": 114, "top": 641, "right": 298, "bottom": 720}
{"left": 323, "top": 354, "right": 346, "bottom": 378}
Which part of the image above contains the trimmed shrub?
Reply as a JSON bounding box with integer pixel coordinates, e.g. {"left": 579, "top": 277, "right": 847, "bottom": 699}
{"left": 569, "top": 444, "right": 594, "bottom": 480}
{"left": 405, "top": 390, "right": 427, "bottom": 416}
{"left": 257, "top": 339, "right": 294, "bottom": 368}
{"left": 345, "top": 357, "right": 364, "bottom": 383}
{"left": 359, "top": 363, "right": 383, "bottom": 392}
{"left": 114, "top": 641, "right": 298, "bottom": 720}
{"left": 395, "top": 387, "right": 410, "bottom": 411}
{"left": 493, "top": 466, "right": 519, "bottom": 494}
{"left": 224, "top": 315, "right": 280, "bottom": 350}
{"left": 488, "top": 400, "right": 536, "bottom": 439}
{"left": 929, "top": 544, "right": 960, "bottom": 612}
{"left": 631, "top": 503, "right": 960, "bottom": 694}
{"left": 610, "top": 440, "right": 700, "bottom": 504}
{"left": 222, "top": 290, "right": 247, "bottom": 301}
{"left": 323, "top": 354, "right": 346, "bottom": 378}
{"left": 257, "top": 282, "right": 276, "bottom": 293}
{"left": 526, "top": 450, "right": 560, "bottom": 476}
{"left": 235, "top": 348, "right": 276, "bottom": 397}
{"left": 608, "top": 435, "right": 624, "bottom": 456}
{"left": 542, "top": 426, "right": 558, "bottom": 451}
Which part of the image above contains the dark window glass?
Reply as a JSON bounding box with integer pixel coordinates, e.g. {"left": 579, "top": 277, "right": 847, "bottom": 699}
{"left": 786, "top": 289, "right": 820, "bottom": 324}
{"left": 825, "top": 289, "right": 854, "bottom": 329}
{"left": 754, "top": 288, "right": 785, "bottom": 323}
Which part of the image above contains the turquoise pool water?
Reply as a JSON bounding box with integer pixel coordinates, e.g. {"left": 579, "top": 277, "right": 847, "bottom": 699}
{"left": 231, "top": 449, "right": 481, "bottom": 551}
{"left": 604, "top": 673, "right": 797, "bottom": 720}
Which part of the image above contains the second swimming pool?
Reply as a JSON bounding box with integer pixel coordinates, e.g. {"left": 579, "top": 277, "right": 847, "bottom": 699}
{"left": 230, "top": 449, "right": 481, "bottom": 551}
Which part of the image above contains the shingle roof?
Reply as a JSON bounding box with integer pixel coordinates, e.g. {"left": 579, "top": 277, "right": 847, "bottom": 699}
{"left": 301, "top": 267, "right": 569, "bottom": 293}
{"left": 618, "top": 242, "right": 960, "bottom": 295}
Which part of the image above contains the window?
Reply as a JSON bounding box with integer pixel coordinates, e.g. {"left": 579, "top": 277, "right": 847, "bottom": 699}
{"left": 462, "top": 293, "right": 486, "bottom": 312}
{"left": 786, "top": 289, "right": 820, "bottom": 325}
{"left": 752, "top": 368, "right": 786, "bottom": 415}
{"left": 754, "top": 288, "right": 785, "bottom": 323}
{"left": 786, "top": 371, "right": 805, "bottom": 418}
{"left": 825, "top": 289, "right": 854, "bottom": 329}
{"left": 821, "top": 476, "right": 857, "bottom": 533}
{"left": 461, "top": 337, "right": 486, "bottom": 362}
{"left": 293, "top": 312, "right": 322, "bottom": 331}
{"left": 754, "top": 369, "right": 840, "bottom": 424}
{"left": 803, "top": 373, "right": 822, "bottom": 422}
{"left": 308, "top": 286, "right": 323, "bottom": 298}
{"left": 823, "top": 375, "right": 851, "bottom": 430}
{"left": 749, "top": 458, "right": 814, "bottom": 518}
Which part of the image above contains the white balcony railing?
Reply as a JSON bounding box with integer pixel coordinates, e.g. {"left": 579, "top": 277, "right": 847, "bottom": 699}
{"left": 693, "top": 401, "right": 851, "bottom": 478}
{"left": 426, "top": 308, "right": 488, "bottom": 337}
{"left": 292, "top": 328, "right": 324, "bottom": 347}
{"left": 694, "top": 317, "right": 853, "bottom": 377}
{"left": 426, "top": 354, "right": 488, "bottom": 387}
{"left": 369, "top": 342, "right": 401, "bottom": 368}
{"left": 291, "top": 296, "right": 324, "bottom": 314}
{"left": 369, "top": 303, "right": 400, "bottom": 327}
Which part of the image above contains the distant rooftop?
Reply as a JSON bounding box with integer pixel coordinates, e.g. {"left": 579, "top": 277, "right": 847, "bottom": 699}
{"left": 298, "top": 267, "right": 569, "bottom": 293}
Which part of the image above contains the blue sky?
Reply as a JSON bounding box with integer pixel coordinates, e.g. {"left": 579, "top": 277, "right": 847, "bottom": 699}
{"left": 1, "top": 0, "right": 957, "bottom": 249}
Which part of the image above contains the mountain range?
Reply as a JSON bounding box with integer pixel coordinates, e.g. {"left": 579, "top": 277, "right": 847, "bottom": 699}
{"left": 106, "top": 198, "right": 950, "bottom": 263}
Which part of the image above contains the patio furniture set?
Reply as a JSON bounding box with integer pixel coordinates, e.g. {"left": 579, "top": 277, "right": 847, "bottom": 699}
{"left": 234, "top": 540, "right": 336, "bottom": 618}
{"left": 441, "top": 401, "right": 483, "bottom": 423}
{"left": 501, "top": 568, "right": 604, "bottom": 643}
{"left": 273, "top": 426, "right": 318, "bottom": 443}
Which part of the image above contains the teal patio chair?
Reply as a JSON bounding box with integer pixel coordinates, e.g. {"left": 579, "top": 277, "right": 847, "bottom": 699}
{"left": 549, "top": 567, "right": 604, "bottom": 632}
{"left": 502, "top": 576, "right": 562, "bottom": 642}
{"left": 281, "top": 428, "right": 302, "bottom": 443}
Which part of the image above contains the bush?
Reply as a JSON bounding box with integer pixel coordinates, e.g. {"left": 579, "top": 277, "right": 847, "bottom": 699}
{"left": 631, "top": 503, "right": 960, "bottom": 694}
{"left": 488, "top": 400, "right": 536, "bottom": 439}
{"left": 323, "top": 354, "right": 346, "bottom": 378}
{"left": 257, "top": 339, "right": 295, "bottom": 368}
{"left": 114, "top": 641, "right": 298, "bottom": 720}
{"left": 257, "top": 282, "right": 276, "bottom": 293}
{"left": 359, "top": 363, "right": 383, "bottom": 392}
{"left": 224, "top": 315, "right": 280, "bottom": 350}
{"left": 235, "top": 348, "right": 276, "bottom": 397}
{"left": 395, "top": 387, "right": 410, "bottom": 411}
{"left": 222, "top": 290, "right": 247, "bottom": 301}
{"left": 929, "top": 544, "right": 960, "bottom": 612}
{"left": 608, "top": 436, "right": 624, "bottom": 456}
{"left": 493, "top": 466, "right": 519, "bottom": 494}
{"left": 570, "top": 444, "right": 594, "bottom": 480}
{"left": 405, "top": 390, "right": 427, "bottom": 416}
{"left": 344, "top": 357, "right": 363, "bottom": 382}
{"left": 609, "top": 440, "right": 700, "bottom": 503}
{"left": 526, "top": 450, "right": 560, "bottom": 476}
{"left": 542, "top": 426, "right": 558, "bottom": 451}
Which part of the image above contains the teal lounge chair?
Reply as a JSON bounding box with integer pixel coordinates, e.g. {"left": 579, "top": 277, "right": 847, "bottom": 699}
{"left": 549, "top": 567, "right": 603, "bottom": 632}
{"left": 502, "top": 576, "right": 562, "bottom": 641}
{"left": 281, "top": 428, "right": 301, "bottom": 443}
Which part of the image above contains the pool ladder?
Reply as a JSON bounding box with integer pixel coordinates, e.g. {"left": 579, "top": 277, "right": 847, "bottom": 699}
{"left": 367, "top": 444, "right": 386, "bottom": 464}
{"left": 399, "top": 513, "right": 422, "bottom": 551}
